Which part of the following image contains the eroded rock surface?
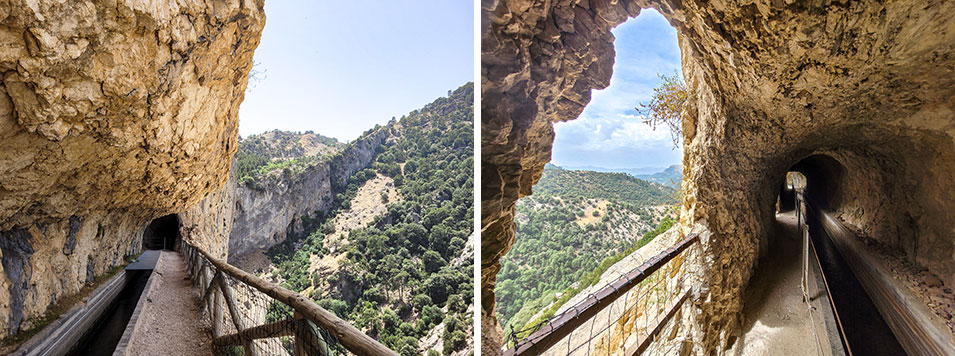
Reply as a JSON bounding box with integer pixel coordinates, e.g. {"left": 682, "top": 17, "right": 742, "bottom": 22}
{"left": 0, "top": 0, "right": 264, "bottom": 336}
{"left": 482, "top": 0, "right": 955, "bottom": 354}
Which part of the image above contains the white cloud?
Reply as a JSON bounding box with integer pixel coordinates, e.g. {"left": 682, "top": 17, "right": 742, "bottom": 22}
{"left": 550, "top": 9, "right": 682, "bottom": 169}
{"left": 555, "top": 112, "right": 671, "bottom": 152}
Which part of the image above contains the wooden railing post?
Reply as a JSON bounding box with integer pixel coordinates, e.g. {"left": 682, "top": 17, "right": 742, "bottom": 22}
{"left": 217, "top": 275, "right": 259, "bottom": 356}
{"left": 212, "top": 285, "right": 222, "bottom": 338}
{"left": 294, "top": 311, "right": 330, "bottom": 356}
{"left": 183, "top": 241, "right": 399, "bottom": 356}
{"left": 200, "top": 271, "right": 222, "bottom": 315}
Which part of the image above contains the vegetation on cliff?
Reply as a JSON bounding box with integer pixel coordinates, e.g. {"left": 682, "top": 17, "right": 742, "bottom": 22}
{"left": 495, "top": 165, "right": 677, "bottom": 332}
{"left": 266, "top": 83, "right": 473, "bottom": 355}
{"left": 234, "top": 130, "right": 343, "bottom": 184}
{"left": 636, "top": 72, "right": 688, "bottom": 147}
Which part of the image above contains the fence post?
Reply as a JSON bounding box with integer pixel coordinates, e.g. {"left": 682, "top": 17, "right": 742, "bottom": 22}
{"left": 212, "top": 286, "right": 222, "bottom": 338}
{"left": 294, "top": 311, "right": 330, "bottom": 356}
{"left": 217, "top": 276, "right": 259, "bottom": 356}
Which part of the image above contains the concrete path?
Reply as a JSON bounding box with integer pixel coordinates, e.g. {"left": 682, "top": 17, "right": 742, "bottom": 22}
{"left": 124, "top": 252, "right": 214, "bottom": 355}
{"left": 727, "top": 210, "right": 834, "bottom": 356}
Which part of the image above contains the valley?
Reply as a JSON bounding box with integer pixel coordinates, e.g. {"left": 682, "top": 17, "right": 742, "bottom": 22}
{"left": 495, "top": 165, "right": 678, "bottom": 334}
{"left": 230, "top": 84, "right": 474, "bottom": 356}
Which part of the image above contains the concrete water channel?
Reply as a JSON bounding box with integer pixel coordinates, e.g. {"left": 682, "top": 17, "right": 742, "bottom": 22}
{"left": 12, "top": 250, "right": 161, "bottom": 356}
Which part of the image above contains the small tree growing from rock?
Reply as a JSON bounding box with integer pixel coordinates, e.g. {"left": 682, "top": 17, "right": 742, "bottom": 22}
{"left": 637, "top": 72, "right": 688, "bottom": 148}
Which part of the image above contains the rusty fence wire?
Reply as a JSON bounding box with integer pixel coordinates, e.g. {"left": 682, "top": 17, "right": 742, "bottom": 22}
{"left": 503, "top": 234, "right": 700, "bottom": 356}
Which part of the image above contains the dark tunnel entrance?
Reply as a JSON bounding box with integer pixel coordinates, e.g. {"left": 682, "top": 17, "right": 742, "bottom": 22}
{"left": 789, "top": 154, "right": 846, "bottom": 209}
{"left": 143, "top": 214, "right": 180, "bottom": 250}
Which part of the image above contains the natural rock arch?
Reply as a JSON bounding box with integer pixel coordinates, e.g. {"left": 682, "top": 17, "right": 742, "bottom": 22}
{"left": 481, "top": 0, "right": 955, "bottom": 354}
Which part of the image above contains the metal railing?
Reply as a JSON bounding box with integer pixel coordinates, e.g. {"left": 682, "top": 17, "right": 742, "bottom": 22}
{"left": 503, "top": 233, "right": 700, "bottom": 356}
{"left": 180, "top": 241, "right": 398, "bottom": 356}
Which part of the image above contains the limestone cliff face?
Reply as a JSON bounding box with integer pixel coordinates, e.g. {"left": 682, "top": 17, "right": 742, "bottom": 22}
{"left": 0, "top": 0, "right": 264, "bottom": 336}
{"left": 180, "top": 165, "right": 238, "bottom": 261}
{"left": 229, "top": 127, "right": 393, "bottom": 260}
{"left": 482, "top": 0, "right": 955, "bottom": 354}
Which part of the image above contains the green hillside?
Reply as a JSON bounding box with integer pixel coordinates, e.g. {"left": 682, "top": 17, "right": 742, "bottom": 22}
{"left": 532, "top": 164, "right": 676, "bottom": 206}
{"left": 266, "top": 83, "right": 473, "bottom": 356}
{"left": 495, "top": 165, "right": 678, "bottom": 333}
{"left": 233, "top": 130, "right": 344, "bottom": 183}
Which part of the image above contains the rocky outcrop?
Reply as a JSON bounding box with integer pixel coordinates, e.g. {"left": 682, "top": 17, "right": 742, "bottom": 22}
{"left": 482, "top": 0, "right": 955, "bottom": 354}
{"left": 0, "top": 1, "right": 264, "bottom": 336}
{"left": 229, "top": 126, "right": 393, "bottom": 260}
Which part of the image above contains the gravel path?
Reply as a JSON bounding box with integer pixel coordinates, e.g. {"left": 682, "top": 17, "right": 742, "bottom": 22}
{"left": 125, "top": 251, "right": 214, "bottom": 356}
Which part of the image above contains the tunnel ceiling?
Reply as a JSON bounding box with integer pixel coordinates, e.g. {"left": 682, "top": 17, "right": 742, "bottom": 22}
{"left": 481, "top": 0, "right": 955, "bottom": 354}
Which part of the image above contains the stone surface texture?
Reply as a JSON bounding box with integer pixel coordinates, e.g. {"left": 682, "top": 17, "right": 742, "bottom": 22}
{"left": 0, "top": 0, "right": 264, "bottom": 336}
{"left": 481, "top": 0, "right": 955, "bottom": 354}
{"left": 180, "top": 164, "right": 238, "bottom": 261}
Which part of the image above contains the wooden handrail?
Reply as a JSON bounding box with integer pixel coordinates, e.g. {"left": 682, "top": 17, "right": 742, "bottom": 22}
{"left": 504, "top": 233, "right": 699, "bottom": 356}
{"left": 214, "top": 319, "right": 296, "bottom": 346}
{"left": 185, "top": 242, "right": 398, "bottom": 356}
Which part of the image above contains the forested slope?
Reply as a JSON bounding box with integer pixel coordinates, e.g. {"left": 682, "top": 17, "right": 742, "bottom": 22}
{"left": 264, "top": 83, "right": 474, "bottom": 356}
{"left": 496, "top": 165, "right": 678, "bottom": 332}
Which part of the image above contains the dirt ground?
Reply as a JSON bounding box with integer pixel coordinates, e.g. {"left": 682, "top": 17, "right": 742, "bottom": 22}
{"left": 125, "top": 252, "right": 213, "bottom": 355}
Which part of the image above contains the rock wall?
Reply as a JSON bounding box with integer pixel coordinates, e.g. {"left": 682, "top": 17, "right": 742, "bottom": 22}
{"left": 180, "top": 165, "right": 238, "bottom": 261}
{"left": 228, "top": 126, "right": 392, "bottom": 260}
{"left": 481, "top": 0, "right": 955, "bottom": 354}
{"left": 0, "top": 0, "right": 264, "bottom": 336}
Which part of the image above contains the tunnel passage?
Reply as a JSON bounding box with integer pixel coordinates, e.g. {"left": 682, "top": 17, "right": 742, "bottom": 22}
{"left": 776, "top": 171, "right": 807, "bottom": 212}
{"left": 482, "top": 0, "right": 955, "bottom": 353}
{"left": 790, "top": 155, "right": 846, "bottom": 210}
{"left": 143, "top": 214, "right": 180, "bottom": 250}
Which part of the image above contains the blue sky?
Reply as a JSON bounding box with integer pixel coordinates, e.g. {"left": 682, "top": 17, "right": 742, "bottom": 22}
{"left": 238, "top": 1, "right": 473, "bottom": 141}
{"left": 551, "top": 9, "right": 683, "bottom": 170}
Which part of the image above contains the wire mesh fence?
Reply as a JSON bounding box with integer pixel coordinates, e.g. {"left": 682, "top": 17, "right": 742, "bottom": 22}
{"left": 503, "top": 234, "right": 700, "bottom": 356}
{"left": 180, "top": 242, "right": 382, "bottom": 356}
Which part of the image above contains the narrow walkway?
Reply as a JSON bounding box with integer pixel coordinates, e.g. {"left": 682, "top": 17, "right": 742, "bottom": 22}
{"left": 728, "top": 210, "right": 833, "bottom": 356}
{"left": 125, "top": 252, "right": 214, "bottom": 355}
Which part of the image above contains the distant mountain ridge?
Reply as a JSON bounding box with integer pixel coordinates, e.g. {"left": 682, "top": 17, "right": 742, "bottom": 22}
{"left": 535, "top": 164, "right": 676, "bottom": 207}
{"left": 233, "top": 130, "right": 345, "bottom": 182}
{"left": 555, "top": 163, "right": 682, "bottom": 188}
{"left": 562, "top": 164, "right": 663, "bottom": 176}
{"left": 634, "top": 164, "right": 682, "bottom": 187}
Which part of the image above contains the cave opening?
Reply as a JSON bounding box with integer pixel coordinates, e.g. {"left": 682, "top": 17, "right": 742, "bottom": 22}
{"left": 142, "top": 214, "right": 180, "bottom": 251}
{"left": 491, "top": 8, "right": 685, "bottom": 341}
{"left": 789, "top": 155, "right": 846, "bottom": 211}
{"left": 775, "top": 171, "right": 806, "bottom": 213}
